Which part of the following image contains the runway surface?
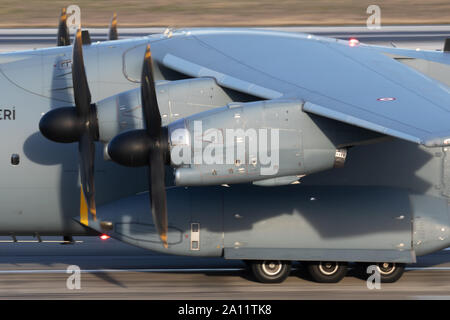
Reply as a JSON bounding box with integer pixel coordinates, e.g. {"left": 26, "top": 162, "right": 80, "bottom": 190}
{"left": 0, "top": 26, "right": 449, "bottom": 299}
{"left": 0, "top": 236, "right": 448, "bottom": 299}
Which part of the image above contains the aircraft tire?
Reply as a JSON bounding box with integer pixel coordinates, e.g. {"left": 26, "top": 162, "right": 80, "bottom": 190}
{"left": 250, "top": 260, "right": 291, "bottom": 283}
{"left": 306, "top": 261, "right": 348, "bottom": 283}
{"left": 359, "top": 262, "right": 405, "bottom": 283}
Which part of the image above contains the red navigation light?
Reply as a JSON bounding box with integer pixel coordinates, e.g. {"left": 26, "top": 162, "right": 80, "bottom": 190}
{"left": 349, "top": 38, "right": 359, "bottom": 47}
{"left": 100, "top": 234, "right": 110, "bottom": 240}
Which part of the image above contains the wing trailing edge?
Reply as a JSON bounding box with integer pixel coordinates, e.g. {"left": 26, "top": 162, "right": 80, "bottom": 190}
{"left": 303, "top": 102, "right": 450, "bottom": 147}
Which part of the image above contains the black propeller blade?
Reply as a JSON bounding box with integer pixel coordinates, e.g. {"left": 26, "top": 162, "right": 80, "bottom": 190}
{"left": 71, "top": 28, "right": 98, "bottom": 221}
{"left": 57, "top": 8, "right": 70, "bottom": 46}
{"left": 142, "top": 45, "right": 169, "bottom": 248}
{"left": 108, "top": 13, "right": 118, "bottom": 41}
{"left": 108, "top": 45, "right": 169, "bottom": 248}
{"left": 40, "top": 28, "right": 99, "bottom": 223}
{"left": 72, "top": 29, "right": 92, "bottom": 119}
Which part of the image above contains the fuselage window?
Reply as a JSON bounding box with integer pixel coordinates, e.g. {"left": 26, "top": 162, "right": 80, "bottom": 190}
{"left": 11, "top": 154, "right": 20, "bottom": 166}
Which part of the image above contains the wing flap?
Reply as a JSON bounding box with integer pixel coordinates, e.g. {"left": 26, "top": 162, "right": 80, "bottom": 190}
{"left": 303, "top": 101, "right": 450, "bottom": 147}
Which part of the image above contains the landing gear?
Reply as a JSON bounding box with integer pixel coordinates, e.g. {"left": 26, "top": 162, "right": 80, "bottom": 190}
{"left": 358, "top": 262, "right": 405, "bottom": 283}
{"left": 248, "top": 260, "right": 291, "bottom": 283}
{"left": 306, "top": 261, "right": 348, "bottom": 283}
{"left": 243, "top": 260, "right": 404, "bottom": 284}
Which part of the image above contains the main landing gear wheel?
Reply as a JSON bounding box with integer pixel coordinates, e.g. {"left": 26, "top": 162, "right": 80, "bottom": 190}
{"left": 360, "top": 262, "right": 405, "bottom": 283}
{"left": 306, "top": 261, "right": 348, "bottom": 283}
{"left": 249, "top": 260, "right": 291, "bottom": 283}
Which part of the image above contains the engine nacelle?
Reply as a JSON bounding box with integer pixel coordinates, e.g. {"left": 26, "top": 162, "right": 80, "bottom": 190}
{"left": 95, "top": 77, "right": 235, "bottom": 143}
{"left": 167, "top": 100, "right": 347, "bottom": 186}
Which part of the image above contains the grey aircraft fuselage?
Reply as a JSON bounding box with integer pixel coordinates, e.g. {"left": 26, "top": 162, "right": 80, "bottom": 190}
{"left": 0, "top": 28, "right": 449, "bottom": 263}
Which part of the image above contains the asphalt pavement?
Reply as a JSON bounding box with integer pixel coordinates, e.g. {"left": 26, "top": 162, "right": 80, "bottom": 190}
{"left": 0, "top": 236, "right": 447, "bottom": 299}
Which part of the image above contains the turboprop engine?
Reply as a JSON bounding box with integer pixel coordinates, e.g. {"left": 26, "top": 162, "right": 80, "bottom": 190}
{"left": 95, "top": 77, "right": 236, "bottom": 143}
{"left": 168, "top": 100, "right": 347, "bottom": 186}
{"left": 107, "top": 99, "right": 348, "bottom": 186}
{"left": 107, "top": 99, "right": 348, "bottom": 185}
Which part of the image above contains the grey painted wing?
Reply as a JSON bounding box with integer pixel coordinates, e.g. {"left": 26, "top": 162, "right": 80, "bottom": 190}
{"left": 156, "top": 29, "right": 450, "bottom": 147}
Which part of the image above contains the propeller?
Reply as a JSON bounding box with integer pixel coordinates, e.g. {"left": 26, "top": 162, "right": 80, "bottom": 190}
{"left": 142, "top": 45, "right": 169, "bottom": 248}
{"left": 57, "top": 8, "right": 70, "bottom": 46}
{"left": 108, "top": 45, "right": 169, "bottom": 248}
{"left": 40, "top": 28, "right": 99, "bottom": 223}
{"left": 108, "top": 13, "right": 118, "bottom": 41}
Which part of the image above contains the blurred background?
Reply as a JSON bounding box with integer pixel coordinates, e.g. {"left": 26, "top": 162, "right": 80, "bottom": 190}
{"left": 0, "top": 0, "right": 449, "bottom": 27}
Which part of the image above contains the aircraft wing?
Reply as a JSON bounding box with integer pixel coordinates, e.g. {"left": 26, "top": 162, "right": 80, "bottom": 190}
{"left": 155, "top": 29, "right": 450, "bottom": 147}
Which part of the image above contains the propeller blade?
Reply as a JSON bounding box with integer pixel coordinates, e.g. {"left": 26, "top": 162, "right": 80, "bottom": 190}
{"left": 106, "top": 44, "right": 169, "bottom": 246}
{"left": 57, "top": 8, "right": 70, "bottom": 46}
{"left": 141, "top": 45, "right": 161, "bottom": 138}
{"left": 72, "top": 28, "right": 92, "bottom": 119}
{"left": 108, "top": 13, "right": 118, "bottom": 41}
{"left": 40, "top": 25, "right": 98, "bottom": 225}
{"left": 140, "top": 44, "right": 168, "bottom": 247}
{"left": 72, "top": 28, "right": 97, "bottom": 221}
{"left": 79, "top": 131, "right": 96, "bottom": 219}
{"left": 149, "top": 144, "right": 168, "bottom": 248}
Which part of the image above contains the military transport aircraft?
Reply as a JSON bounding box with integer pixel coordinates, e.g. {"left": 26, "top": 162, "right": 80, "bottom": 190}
{"left": 0, "top": 9, "right": 449, "bottom": 284}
